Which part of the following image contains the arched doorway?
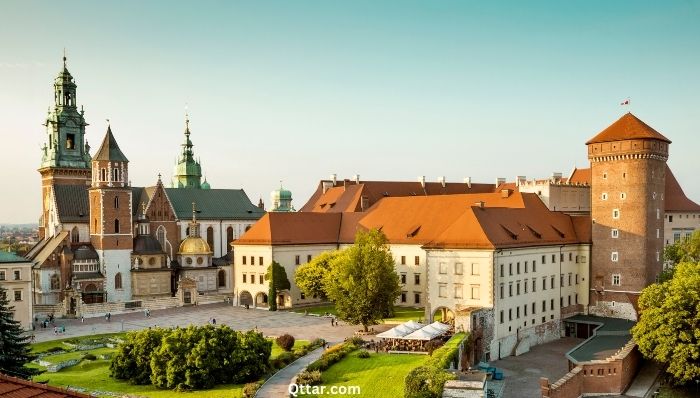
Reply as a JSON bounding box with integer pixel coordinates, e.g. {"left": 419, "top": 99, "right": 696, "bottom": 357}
{"left": 239, "top": 291, "right": 253, "bottom": 307}
{"left": 255, "top": 292, "right": 268, "bottom": 307}
{"left": 432, "top": 307, "right": 455, "bottom": 323}
{"left": 276, "top": 291, "right": 291, "bottom": 309}
{"left": 218, "top": 270, "right": 226, "bottom": 288}
{"left": 184, "top": 291, "right": 192, "bottom": 304}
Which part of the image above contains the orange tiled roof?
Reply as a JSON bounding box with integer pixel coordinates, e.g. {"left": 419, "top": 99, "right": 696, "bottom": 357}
{"left": 0, "top": 373, "right": 92, "bottom": 398}
{"left": 234, "top": 212, "right": 363, "bottom": 245}
{"left": 299, "top": 180, "right": 496, "bottom": 213}
{"left": 568, "top": 168, "right": 591, "bottom": 184}
{"left": 586, "top": 113, "right": 671, "bottom": 145}
{"left": 665, "top": 166, "right": 700, "bottom": 212}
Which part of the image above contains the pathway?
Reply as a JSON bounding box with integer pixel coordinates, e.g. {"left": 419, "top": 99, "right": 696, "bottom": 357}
{"left": 255, "top": 347, "right": 325, "bottom": 398}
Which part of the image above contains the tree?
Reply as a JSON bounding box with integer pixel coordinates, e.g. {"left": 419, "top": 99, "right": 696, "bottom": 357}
{"left": 265, "top": 262, "right": 290, "bottom": 311}
{"left": 111, "top": 327, "right": 169, "bottom": 384}
{"left": 323, "top": 229, "right": 401, "bottom": 332}
{"left": 0, "top": 285, "right": 37, "bottom": 379}
{"left": 294, "top": 250, "right": 342, "bottom": 300}
{"left": 632, "top": 261, "right": 700, "bottom": 384}
{"left": 664, "top": 230, "right": 700, "bottom": 266}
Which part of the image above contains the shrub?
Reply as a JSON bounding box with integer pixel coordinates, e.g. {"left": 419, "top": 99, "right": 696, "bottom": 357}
{"left": 306, "top": 341, "right": 359, "bottom": 372}
{"left": 357, "top": 350, "right": 370, "bottom": 359}
{"left": 242, "top": 380, "right": 263, "bottom": 398}
{"left": 310, "top": 338, "right": 326, "bottom": 348}
{"left": 347, "top": 336, "right": 365, "bottom": 346}
{"left": 82, "top": 353, "right": 97, "bottom": 360}
{"left": 296, "top": 370, "right": 322, "bottom": 385}
{"left": 404, "top": 333, "right": 466, "bottom": 398}
{"left": 276, "top": 334, "right": 295, "bottom": 351}
{"left": 271, "top": 351, "right": 297, "bottom": 369}
{"left": 424, "top": 340, "right": 444, "bottom": 355}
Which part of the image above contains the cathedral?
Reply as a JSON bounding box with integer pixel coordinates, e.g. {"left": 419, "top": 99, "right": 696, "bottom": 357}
{"left": 26, "top": 57, "right": 265, "bottom": 315}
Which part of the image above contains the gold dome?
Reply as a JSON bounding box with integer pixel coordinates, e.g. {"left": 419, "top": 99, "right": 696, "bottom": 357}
{"left": 178, "top": 237, "right": 212, "bottom": 255}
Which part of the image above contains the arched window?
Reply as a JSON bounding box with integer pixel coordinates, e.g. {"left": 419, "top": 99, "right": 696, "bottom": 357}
{"left": 115, "top": 273, "right": 122, "bottom": 289}
{"left": 71, "top": 226, "right": 79, "bottom": 243}
{"left": 218, "top": 270, "right": 226, "bottom": 287}
{"left": 114, "top": 219, "right": 120, "bottom": 233}
{"left": 50, "top": 274, "right": 60, "bottom": 290}
{"left": 156, "top": 225, "right": 166, "bottom": 250}
{"left": 226, "top": 226, "right": 234, "bottom": 252}
{"left": 186, "top": 227, "right": 190, "bottom": 236}
{"left": 112, "top": 167, "right": 121, "bottom": 182}
{"left": 207, "top": 227, "right": 214, "bottom": 252}
{"left": 114, "top": 195, "right": 119, "bottom": 209}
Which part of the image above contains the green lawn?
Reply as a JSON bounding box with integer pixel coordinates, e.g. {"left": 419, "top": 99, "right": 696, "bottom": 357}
{"left": 31, "top": 333, "right": 126, "bottom": 354}
{"left": 31, "top": 333, "right": 307, "bottom": 398}
{"left": 296, "top": 304, "right": 425, "bottom": 324}
{"left": 299, "top": 350, "right": 428, "bottom": 398}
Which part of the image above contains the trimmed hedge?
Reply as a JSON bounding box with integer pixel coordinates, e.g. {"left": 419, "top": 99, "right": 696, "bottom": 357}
{"left": 404, "top": 333, "right": 467, "bottom": 398}
{"left": 306, "top": 340, "right": 360, "bottom": 372}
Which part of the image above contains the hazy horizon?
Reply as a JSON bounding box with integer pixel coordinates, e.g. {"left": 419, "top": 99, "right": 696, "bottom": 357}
{"left": 2, "top": 1, "right": 699, "bottom": 223}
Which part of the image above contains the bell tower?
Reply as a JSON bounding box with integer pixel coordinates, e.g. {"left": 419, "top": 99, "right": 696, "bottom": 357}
{"left": 172, "top": 114, "right": 204, "bottom": 189}
{"left": 89, "top": 125, "right": 133, "bottom": 302}
{"left": 587, "top": 113, "right": 670, "bottom": 320}
{"left": 38, "top": 55, "right": 92, "bottom": 238}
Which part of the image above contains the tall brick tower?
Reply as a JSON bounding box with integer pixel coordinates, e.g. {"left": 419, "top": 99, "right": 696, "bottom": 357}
{"left": 89, "top": 126, "right": 133, "bottom": 302}
{"left": 587, "top": 113, "right": 670, "bottom": 320}
{"left": 38, "top": 55, "right": 92, "bottom": 239}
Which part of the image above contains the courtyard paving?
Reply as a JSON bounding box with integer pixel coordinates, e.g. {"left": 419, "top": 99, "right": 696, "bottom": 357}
{"left": 488, "top": 337, "right": 582, "bottom": 398}
{"left": 31, "top": 303, "right": 389, "bottom": 343}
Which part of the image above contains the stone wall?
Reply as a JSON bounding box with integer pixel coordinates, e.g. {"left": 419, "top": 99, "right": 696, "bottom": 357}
{"left": 540, "top": 340, "right": 640, "bottom": 398}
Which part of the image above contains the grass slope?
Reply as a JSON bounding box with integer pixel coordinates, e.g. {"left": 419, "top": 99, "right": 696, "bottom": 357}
{"left": 300, "top": 351, "right": 428, "bottom": 398}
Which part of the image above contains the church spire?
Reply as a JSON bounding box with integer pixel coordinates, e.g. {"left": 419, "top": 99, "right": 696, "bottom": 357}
{"left": 172, "top": 112, "right": 203, "bottom": 189}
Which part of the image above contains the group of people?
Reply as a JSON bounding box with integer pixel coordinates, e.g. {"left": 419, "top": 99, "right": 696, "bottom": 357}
{"left": 35, "top": 314, "right": 55, "bottom": 330}
{"left": 104, "top": 312, "right": 111, "bottom": 322}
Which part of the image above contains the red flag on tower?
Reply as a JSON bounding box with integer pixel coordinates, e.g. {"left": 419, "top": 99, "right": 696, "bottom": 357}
{"left": 620, "top": 98, "right": 630, "bottom": 105}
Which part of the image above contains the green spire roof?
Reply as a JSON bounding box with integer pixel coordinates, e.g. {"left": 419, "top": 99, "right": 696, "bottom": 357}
{"left": 93, "top": 125, "right": 129, "bottom": 162}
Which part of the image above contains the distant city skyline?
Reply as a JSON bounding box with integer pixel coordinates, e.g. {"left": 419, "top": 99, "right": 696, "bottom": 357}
{"left": 2, "top": 0, "right": 700, "bottom": 223}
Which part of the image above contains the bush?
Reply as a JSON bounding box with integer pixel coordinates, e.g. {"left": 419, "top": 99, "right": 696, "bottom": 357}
{"left": 306, "top": 341, "right": 359, "bottom": 372}
{"left": 404, "top": 333, "right": 466, "bottom": 398}
{"left": 347, "top": 336, "right": 365, "bottom": 346}
{"left": 271, "top": 351, "right": 297, "bottom": 369}
{"left": 242, "top": 380, "right": 263, "bottom": 398}
{"left": 296, "top": 370, "right": 322, "bottom": 385}
{"left": 47, "top": 346, "right": 64, "bottom": 353}
{"left": 424, "top": 340, "right": 444, "bottom": 355}
{"left": 82, "top": 353, "right": 97, "bottom": 360}
{"left": 276, "top": 334, "right": 295, "bottom": 351}
{"left": 357, "top": 350, "right": 370, "bottom": 359}
{"left": 310, "top": 338, "right": 326, "bottom": 348}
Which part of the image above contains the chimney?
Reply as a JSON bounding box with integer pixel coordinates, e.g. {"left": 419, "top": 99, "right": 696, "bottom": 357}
{"left": 516, "top": 176, "right": 526, "bottom": 187}
{"left": 464, "top": 177, "right": 472, "bottom": 189}
{"left": 474, "top": 201, "right": 485, "bottom": 209}
{"left": 551, "top": 172, "right": 562, "bottom": 183}
{"left": 322, "top": 181, "right": 333, "bottom": 194}
{"left": 501, "top": 189, "right": 513, "bottom": 198}
{"left": 353, "top": 174, "right": 360, "bottom": 184}
{"left": 437, "top": 176, "right": 446, "bottom": 188}
{"left": 331, "top": 173, "right": 337, "bottom": 185}
{"left": 496, "top": 177, "right": 506, "bottom": 186}
{"left": 419, "top": 176, "right": 425, "bottom": 189}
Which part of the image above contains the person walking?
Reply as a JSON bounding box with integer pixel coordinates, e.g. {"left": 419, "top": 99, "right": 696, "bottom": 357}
{"left": 330, "top": 317, "right": 334, "bottom": 327}
{"left": 81, "top": 315, "right": 84, "bottom": 323}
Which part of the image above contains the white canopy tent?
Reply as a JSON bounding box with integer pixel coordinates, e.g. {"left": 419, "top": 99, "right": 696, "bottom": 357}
{"left": 376, "top": 321, "right": 425, "bottom": 339}
{"left": 402, "top": 322, "right": 451, "bottom": 341}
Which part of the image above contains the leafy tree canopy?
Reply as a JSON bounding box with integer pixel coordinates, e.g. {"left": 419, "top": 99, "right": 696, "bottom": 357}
{"left": 265, "top": 261, "right": 290, "bottom": 311}
{"left": 294, "top": 250, "right": 342, "bottom": 300}
{"left": 632, "top": 261, "right": 700, "bottom": 384}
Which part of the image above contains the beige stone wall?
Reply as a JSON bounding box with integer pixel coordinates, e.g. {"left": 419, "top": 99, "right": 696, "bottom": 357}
{"left": 664, "top": 212, "right": 700, "bottom": 246}
{"left": 389, "top": 244, "right": 427, "bottom": 307}
{"left": 0, "top": 261, "right": 33, "bottom": 329}
{"left": 131, "top": 271, "right": 171, "bottom": 297}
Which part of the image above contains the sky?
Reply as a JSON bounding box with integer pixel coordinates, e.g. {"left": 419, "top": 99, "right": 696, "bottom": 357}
{"left": 1, "top": 1, "right": 699, "bottom": 224}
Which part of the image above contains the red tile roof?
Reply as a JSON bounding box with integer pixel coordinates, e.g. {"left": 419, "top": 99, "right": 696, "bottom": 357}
{"left": 234, "top": 212, "right": 362, "bottom": 245}
{"left": 0, "top": 374, "right": 91, "bottom": 398}
{"left": 568, "top": 168, "right": 591, "bottom": 185}
{"left": 665, "top": 167, "right": 700, "bottom": 212}
{"left": 299, "top": 180, "right": 496, "bottom": 213}
{"left": 586, "top": 113, "right": 671, "bottom": 145}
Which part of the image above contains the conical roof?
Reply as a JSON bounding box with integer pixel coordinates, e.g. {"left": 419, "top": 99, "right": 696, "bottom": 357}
{"left": 586, "top": 113, "right": 671, "bottom": 145}
{"left": 93, "top": 125, "right": 129, "bottom": 162}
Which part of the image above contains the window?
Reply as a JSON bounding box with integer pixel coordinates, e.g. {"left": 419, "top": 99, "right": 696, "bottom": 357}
{"left": 509, "top": 283, "right": 513, "bottom": 297}
{"left": 603, "top": 172, "right": 607, "bottom": 179}
{"left": 242, "top": 256, "right": 247, "bottom": 265}
{"left": 500, "top": 264, "right": 504, "bottom": 277}
{"left": 401, "top": 256, "right": 406, "bottom": 265}
{"left": 542, "top": 278, "right": 546, "bottom": 290}
{"left": 532, "top": 279, "right": 536, "bottom": 292}
{"left": 455, "top": 262, "right": 464, "bottom": 275}
{"left": 454, "top": 284, "right": 463, "bottom": 299}
{"left": 471, "top": 263, "right": 479, "bottom": 275}
{"left": 499, "top": 283, "right": 504, "bottom": 299}
{"left": 517, "top": 262, "right": 520, "bottom": 274}
{"left": 439, "top": 262, "right": 447, "bottom": 274}
{"left": 112, "top": 167, "right": 121, "bottom": 182}
{"left": 542, "top": 300, "right": 546, "bottom": 312}
{"left": 524, "top": 261, "right": 528, "bottom": 273}
{"left": 439, "top": 284, "right": 447, "bottom": 298}
{"left": 532, "top": 302, "right": 536, "bottom": 314}
{"left": 307, "top": 254, "right": 312, "bottom": 262}
{"left": 533, "top": 260, "right": 537, "bottom": 272}
{"left": 620, "top": 192, "right": 626, "bottom": 200}
{"left": 575, "top": 294, "right": 578, "bottom": 304}
{"left": 301, "top": 292, "right": 306, "bottom": 300}
{"left": 295, "top": 255, "right": 300, "bottom": 265}
{"left": 656, "top": 229, "right": 660, "bottom": 239}
{"left": 114, "top": 219, "right": 120, "bottom": 233}
{"left": 552, "top": 254, "right": 556, "bottom": 263}
{"left": 560, "top": 297, "right": 564, "bottom": 307}
{"left": 243, "top": 274, "right": 247, "bottom": 283}
{"left": 542, "top": 255, "right": 546, "bottom": 264}
{"left": 13, "top": 270, "right": 20, "bottom": 280}
{"left": 550, "top": 299, "right": 554, "bottom": 310}
{"left": 114, "top": 195, "right": 119, "bottom": 208}
{"left": 612, "top": 229, "right": 619, "bottom": 238}
{"left": 516, "top": 307, "right": 520, "bottom": 318}
{"left": 524, "top": 279, "right": 528, "bottom": 293}
{"left": 576, "top": 274, "right": 579, "bottom": 284}
{"left": 516, "top": 282, "right": 520, "bottom": 295}
{"left": 612, "top": 274, "right": 621, "bottom": 286}
{"left": 509, "top": 309, "right": 512, "bottom": 321}
{"left": 207, "top": 227, "right": 214, "bottom": 252}
{"left": 656, "top": 209, "right": 660, "bottom": 220}
{"left": 14, "top": 291, "right": 22, "bottom": 301}
{"left": 414, "top": 293, "right": 421, "bottom": 304}
{"left": 401, "top": 292, "right": 406, "bottom": 303}
{"left": 401, "top": 274, "right": 407, "bottom": 284}
{"left": 414, "top": 256, "right": 420, "bottom": 265}
{"left": 524, "top": 305, "right": 528, "bottom": 316}
{"left": 601, "top": 193, "right": 608, "bottom": 200}
{"left": 611, "top": 252, "right": 619, "bottom": 262}
{"left": 560, "top": 274, "right": 564, "bottom": 286}
{"left": 560, "top": 253, "right": 564, "bottom": 262}
{"left": 509, "top": 263, "right": 513, "bottom": 276}
{"left": 551, "top": 276, "right": 555, "bottom": 289}
{"left": 613, "top": 209, "right": 620, "bottom": 219}
{"left": 500, "top": 310, "right": 504, "bottom": 324}
{"left": 569, "top": 253, "right": 573, "bottom": 262}
{"left": 669, "top": 215, "right": 673, "bottom": 223}
{"left": 568, "top": 296, "right": 571, "bottom": 306}
{"left": 66, "top": 133, "right": 75, "bottom": 149}
{"left": 0, "top": 271, "right": 5, "bottom": 280}
{"left": 218, "top": 270, "right": 226, "bottom": 287}
{"left": 115, "top": 272, "right": 122, "bottom": 289}
{"left": 101, "top": 168, "right": 107, "bottom": 181}
{"left": 414, "top": 274, "right": 420, "bottom": 285}
{"left": 50, "top": 274, "right": 60, "bottom": 290}
{"left": 259, "top": 274, "right": 264, "bottom": 284}
{"left": 259, "top": 256, "right": 264, "bottom": 266}
{"left": 251, "top": 256, "right": 255, "bottom": 265}
{"left": 227, "top": 226, "right": 234, "bottom": 252}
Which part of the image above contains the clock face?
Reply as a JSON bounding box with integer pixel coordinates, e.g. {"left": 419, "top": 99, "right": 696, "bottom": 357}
{"left": 186, "top": 257, "right": 193, "bottom": 265}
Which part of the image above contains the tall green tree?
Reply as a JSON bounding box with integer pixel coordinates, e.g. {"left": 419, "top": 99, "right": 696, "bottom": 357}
{"left": 324, "top": 229, "right": 401, "bottom": 332}
{"left": 0, "top": 285, "right": 37, "bottom": 379}
{"left": 294, "top": 250, "right": 342, "bottom": 300}
{"left": 632, "top": 261, "right": 700, "bottom": 384}
{"left": 265, "top": 261, "right": 290, "bottom": 311}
